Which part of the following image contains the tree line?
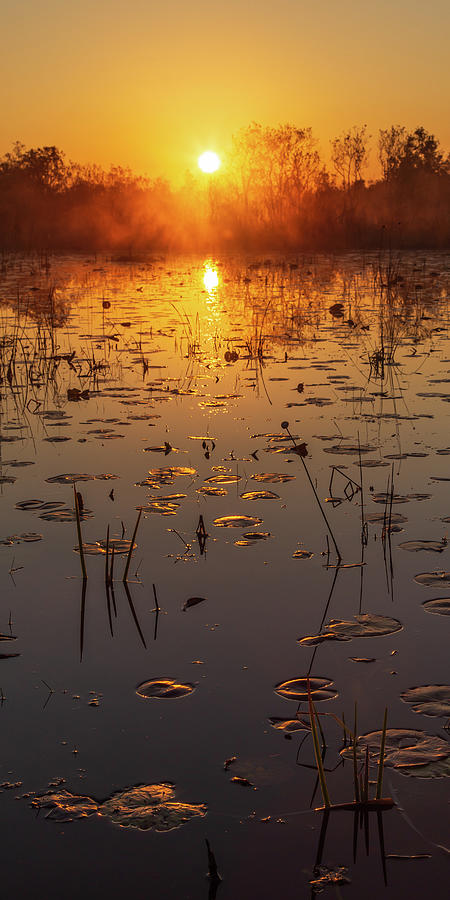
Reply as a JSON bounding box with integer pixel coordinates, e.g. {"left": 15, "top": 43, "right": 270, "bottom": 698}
{"left": 0, "top": 125, "right": 449, "bottom": 253}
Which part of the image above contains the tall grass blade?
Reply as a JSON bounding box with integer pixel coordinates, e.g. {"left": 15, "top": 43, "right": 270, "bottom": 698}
{"left": 307, "top": 678, "right": 330, "bottom": 808}
{"left": 105, "top": 525, "right": 110, "bottom": 585}
{"left": 123, "top": 508, "right": 142, "bottom": 583}
{"left": 376, "top": 708, "right": 388, "bottom": 799}
{"left": 74, "top": 485, "right": 87, "bottom": 580}
{"left": 353, "top": 702, "right": 360, "bottom": 803}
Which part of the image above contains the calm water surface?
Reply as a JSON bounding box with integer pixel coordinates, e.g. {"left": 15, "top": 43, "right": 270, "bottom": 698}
{"left": 0, "top": 252, "right": 449, "bottom": 898}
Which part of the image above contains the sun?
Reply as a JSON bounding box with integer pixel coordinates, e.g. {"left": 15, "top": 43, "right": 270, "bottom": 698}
{"left": 198, "top": 151, "right": 221, "bottom": 174}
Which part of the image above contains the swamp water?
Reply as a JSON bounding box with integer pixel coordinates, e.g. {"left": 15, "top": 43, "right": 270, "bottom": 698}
{"left": 0, "top": 252, "right": 449, "bottom": 897}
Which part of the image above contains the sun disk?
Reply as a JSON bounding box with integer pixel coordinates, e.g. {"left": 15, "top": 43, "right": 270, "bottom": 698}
{"left": 198, "top": 151, "right": 221, "bottom": 174}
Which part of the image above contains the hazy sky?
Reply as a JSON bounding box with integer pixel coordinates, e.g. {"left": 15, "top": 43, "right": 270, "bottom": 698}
{"left": 1, "top": 0, "right": 449, "bottom": 180}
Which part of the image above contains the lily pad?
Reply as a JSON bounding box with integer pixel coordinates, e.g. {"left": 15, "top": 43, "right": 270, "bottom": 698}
{"left": 414, "top": 572, "right": 450, "bottom": 587}
{"left": 40, "top": 508, "right": 93, "bottom": 522}
{"left": 268, "top": 716, "right": 311, "bottom": 733}
{"left": 240, "top": 491, "right": 280, "bottom": 500}
{"left": 46, "top": 473, "right": 119, "bottom": 484}
{"left": 136, "top": 679, "right": 195, "bottom": 699}
{"left": 252, "top": 473, "right": 295, "bottom": 483}
{"left": 205, "top": 474, "right": 241, "bottom": 485}
{"left": 213, "top": 515, "right": 263, "bottom": 528}
{"left": 99, "top": 783, "right": 206, "bottom": 831}
{"left": 31, "top": 791, "right": 98, "bottom": 822}
{"left": 401, "top": 685, "right": 450, "bottom": 718}
{"left": 422, "top": 598, "right": 450, "bottom": 616}
{"left": 399, "top": 540, "right": 447, "bottom": 553}
{"left": 367, "top": 513, "right": 407, "bottom": 524}
{"left": 16, "top": 500, "right": 66, "bottom": 511}
{"left": 31, "top": 783, "right": 206, "bottom": 831}
{"left": 197, "top": 486, "right": 228, "bottom": 496}
{"left": 74, "top": 539, "right": 135, "bottom": 555}
{"left": 346, "top": 729, "right": 450, "bottom": 778}
{"left": 182, "top": 597, "right": 206, "bottom": 611}
{"left": 298, "top": 613, "right": 402, "bottom": 646}
{"left": 274, "top": 677, "right": 337, "bottom": 702}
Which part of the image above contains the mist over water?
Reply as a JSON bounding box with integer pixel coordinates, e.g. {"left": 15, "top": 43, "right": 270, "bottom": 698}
{"left": 1, "top": 124, "right": 449, "bottom": 254}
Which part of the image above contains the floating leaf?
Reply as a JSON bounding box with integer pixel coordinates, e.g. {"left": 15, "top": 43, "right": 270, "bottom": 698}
{"left": 136, "top": 679, "right": 195, "bottom": 699}
{"left": 414, "top": 572, "right": 450, "bottom": 586}
{"left": 323, "top": 444, "right": 376, "bottom": 454}
{"left": 182, "top": 597, "right": 206, "bottom": 611}
{"left": 401, "top": 685, "right": 450, "bottom": 718}
{"left": 74, "top": 539, "right": 135, "bottom": 555}
{"left": 346, "top": 729, "right": 450, "bottom": 778}
{"left": 268, "top": 716, "right": 310, "bottom": 733}
{"left": 16, "top": 500, "right": 66, "bottom": 511}
{"left": 197, "top": 485, "right": 228, "bottom": 496}
{"left": 299, "top": 613, "right": 402, "bottom": 645}
{"left": 399, "top": 540, "right": 447, "bottom": 553}
{"left": 422, "top": 598, "right": 450, "bottom": 616}
{"left": 240, "top": 490, "right": 280, "bottom": 500}
{"left": 251, "top": 473, "right": 295, "bottom": 483}
{"left": 0, "top": 533, "right": 42, "bottom": 545}
{"left": 99, "top": 783, "right": 206, "bottom": 830}
{"left": 32, "top": 784, "right": 206, "bottom": 831}
{"left": 40, "top": 508, "right": 93, "bottom": 522}
{"left": 367, "top": 513, "right": 407, "bottom": 524}
{"left": 213, "top": 515, "right": 263, "bottom": 528}
{"left": 46, "top": 473, "right": 119, "bottom": 484}
{"left": 205, "top": 474, "right": 241, "bottom": 485}
{"left": 31, "top": 791, "right": 98, "bottom": 822}
{"left": 274, "top": 677, "right": 337, "bottom": 702}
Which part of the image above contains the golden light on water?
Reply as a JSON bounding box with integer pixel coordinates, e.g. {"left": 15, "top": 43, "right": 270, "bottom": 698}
{"left": 198, "top": 151, "right": 221, "bottom": 173}
{"left": 203, "top": 263, "right": 219, "bottom": 293}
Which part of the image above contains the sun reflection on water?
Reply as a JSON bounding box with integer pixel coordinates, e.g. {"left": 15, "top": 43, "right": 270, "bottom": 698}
{"left": 203, "top": 262, "right": 219, "bottom": 294}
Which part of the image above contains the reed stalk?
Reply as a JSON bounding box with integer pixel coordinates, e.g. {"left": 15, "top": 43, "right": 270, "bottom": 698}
{"left": 376, "top": 708, "right": 388, "bottom": 799}
{"left": 123, "top": 508, "right": 142, "bottom": 583}
{"left": 307, "top": 678, "right": 330, "bottom": 808}
{"left": 74, "top": 485, "right": 87, "bottom": 580}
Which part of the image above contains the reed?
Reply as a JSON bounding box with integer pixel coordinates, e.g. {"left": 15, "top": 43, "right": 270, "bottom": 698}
{"left": 307, "top": 678, "right": 330, "bottom": 808}
{"left": 123, "top": 508, "right": 142, "bottom": 583}
{"left": 105, "top": 525, "right": 110, "bottom": 585}
{"left": 376, "top": 708, "right": 388, "bottom": 800}
{"left": 73, "top": 485, "right": 87, "bottom": 580}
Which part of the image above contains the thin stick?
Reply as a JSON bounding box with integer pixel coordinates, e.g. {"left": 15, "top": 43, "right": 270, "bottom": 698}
{"left": 123, "top": 508, "right": 142, "bottom": 583}
{"left": 152, "top": 583, "right": 160, "bottom": 611}
{"left": 74, "top": 485, "right": 87, "bottom": 580}
{"left": 376, "top": 708, "right": 388, "bottom": 799}
{"left": 282, "top": 423, "right": 341, "bottom": 561}
{"left": 105, "top": 525, "right": 110, "bottom": 585}
{"left": 353, "top": 702, "right": 360, "bottom": 803}
{"left": 299, "top": 454, "right": 342, "bottom": 562}
{"left": 110, "top": 544, "right": 115, "bottom": 583}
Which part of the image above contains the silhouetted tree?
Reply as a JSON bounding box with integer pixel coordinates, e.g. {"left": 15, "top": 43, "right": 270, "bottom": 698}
{"left": 331, "top": 126, "right": 370, "bottom": 190}
{"left": 378, "top": 126, "right": 449, "bottom": 179}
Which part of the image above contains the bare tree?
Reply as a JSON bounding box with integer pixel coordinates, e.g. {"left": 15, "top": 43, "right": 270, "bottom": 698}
{"left": 331, "top": 125, "right": 370, "bottom": 190}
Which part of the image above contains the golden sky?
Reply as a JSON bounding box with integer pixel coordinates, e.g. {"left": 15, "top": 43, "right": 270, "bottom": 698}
{"left": 1, "top": 0, "right": 449, "bottom": 180}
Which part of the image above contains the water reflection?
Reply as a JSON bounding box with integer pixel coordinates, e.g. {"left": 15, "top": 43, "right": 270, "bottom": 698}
{"left": 203, "top": 261, "right": 219, "bottom": 294}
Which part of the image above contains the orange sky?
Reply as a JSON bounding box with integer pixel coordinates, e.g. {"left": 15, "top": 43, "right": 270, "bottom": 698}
{"left": 1, "top": 0, "right": 449, "bottom": 181}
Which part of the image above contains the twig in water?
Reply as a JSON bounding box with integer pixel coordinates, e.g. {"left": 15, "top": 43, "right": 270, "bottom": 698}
{"left": 282, "top": 422, "right": 342, "bottom": 562}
